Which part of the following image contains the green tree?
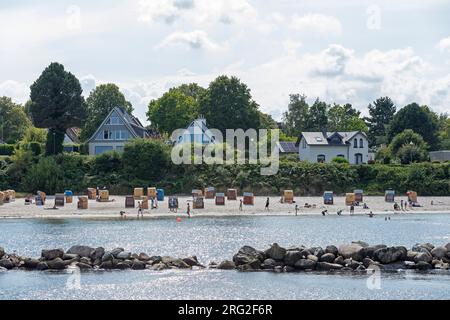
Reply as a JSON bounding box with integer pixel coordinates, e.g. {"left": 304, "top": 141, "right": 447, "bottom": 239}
{"left": 147, "top": 89, "right": 199, "bottom": 134}
{"left": 81, "top": 83, "right": 132, "bottom": 141}
{"left": 388, "top": 103, "right": 439, "bottom": 150}
{"left": 390, "top": 129, "right": 428, "bottom": 164}
{"left": 199, "top": 75, "right": 261, "bottom": 133}
{"left": 22, "top": 157, "right": 64, "bottom": 194}
{"left": 0, "top": 97, "right": 31, "bottom": 144}
{"left": 437, "top": 114, "right": 450, "bottom": 149}
{"left": 305, "top": 98, "right": 328, "bottom": 131}
{"left": 365, "top": 97, "right": 396, "bottom": 147}
{"left": 282, "top": 94, "right": 309, "bottom": 137}
{"left": 29, "top": 62, "right": 86, "bottom": 155}
{"left": 174, "top": 83, "right": 206, "bottom": 102}
{"left": 327, "top": 103, "right": 367, "bottom": 132}
{"left": 122, "top": 139, "right": 170, "bottom": 182}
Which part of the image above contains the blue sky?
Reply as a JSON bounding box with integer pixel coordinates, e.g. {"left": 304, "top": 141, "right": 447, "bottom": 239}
{"left": 1, "top": 0, "right": 450, "bottom": 124}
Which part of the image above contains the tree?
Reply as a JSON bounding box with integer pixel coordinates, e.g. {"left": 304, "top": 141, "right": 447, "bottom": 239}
{"left": 437, "top": 114, "right": 450, "bottom": 150}
{"left": 147, "top": 89, "right": 199, "bottom": 134}
{"left": 81, "top": 83, "right": 132, "bottom": 141}
{"left": 199, "top": 75, "right": 261, "bottom": 133}
{"left": 327, "top": 103, "right": 367, "bottom": 132}
{"left": 259, "top": 112, "right": 278, "bottom": 130}
{"left": 282, "top": 94, "right": 309, "bottom": 137}
{"left": 365, "top": 97, "right": 396, "bottom": 147}
{"left": 390, "top": 129, "right": 428, "bottom": 164}
{"left": 388, "top": 103, "right": 439, "bottom": 150}
{"left": 0, "top": 96, "right": 31, "bottom": 144}
{"left": 29, "top": 62, "right": 85, "bottom": 155}
{"left": 122, "top": 139, "right": 170, "bottom": 182}
{"left": 305, "top": 98, "right": 328, "bottom": 131}
{"left": 174, "top": 83, "right": 206, "bottom": 102}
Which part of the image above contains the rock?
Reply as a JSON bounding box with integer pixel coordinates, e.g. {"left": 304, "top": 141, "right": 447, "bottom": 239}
{"left": 300, "top": 249, "right": 311, "bottom": 258}
{"left": 284, "top": 266, "right": 295, "bottom": 273}
{"left": 320, "top": 253, "right": 336, "bottom": 263}
{"left": 63, "top": 254, "right": 79, "bottom": 261}
{"left": 36, "top": 262, "right": 49, "bottom": 271}
{"left": 76, "top": 262, "right": 93, "bottom": 270}
{"left": 0, "top": 259, "right": 14, "bottom": 270}
{"left": 403, "top": 261, "right": 416, "bottom": 269}
{"left": 414, "top": 252, "right": 432, "bottom": 264}
{"left": 307, "top": 255, "right": 319, "bottom": 263}
{"left": 294, "top": 259, "right": 316, "bottom": 270}
{"left": 79, "top": 257, "right": 92, "bottom": 265}
{"left": 23, "top": 258, "right": 40, "bottom": 269}
{"left": 183, "top": 257, "right": 200, "bottom": 267}
{"left": 99, "top": 261, "right": 114, "bottom": 269}
{"left": 338, "top": 244, "right": 364, "bottom": 261}
{"left": 346, "top": 260, "right": 362, "bottom": 270}
{"left": 373, "top": 247, "right": 407, "bottom": 264}
{"left": 233, "top": 246, "right": 264, "bottom": 266}
{"left": 360, "top": 245, "right": 387, "bottom": 259}
{"left": 431, "top": 247, "right": 447, "bottom": 259}
{"left": 352, "top": 241, "right": 370, "bottom": 248}
{"left": 445, "top": 243, "right": 450, "bottom": 252}
{"left": 170, "top": 259, "right": 191, "bottom": 269}
{"left": 208, "top": 262, "right": 218, "bottom": 269}
{"left": 434, "top": 262, "right": 449, "bottom": 270}
{"left": 90, "top": 247, "right": 105, "bottom": 261}
{"left": 139, "top": 253, "right": 151, "bottom": 262}
{"left": 273, "top": 266, "right": 283, "bottom": 273}
{"left": 284, "top": 251, "right": 302, "bottom": 266}
{"left": 334, "top": 256, "right": 345, "bottom": 265}
{"left": 101, "top": 251, "right": 114, "bottom": 262}
{"left": 356, "top": 265, "right": 366, "bottom": 272}
{"left": 416, "top": 261, "right": 432, "bottom": 271}
{"left": 47, "top": 258, "right": 66, "bottom": 270}
{"left": 111, "top": 248, "right": 125, "bottom": 258}
{"left": 265, "top": 243, "right": 287, "bottom": 261}
{"left": 0, "top": 266, "right": 7, "bottom": 272}
{"left": 151, "top": 256, "right": 162, "bottom": 264}
{"left": 308, "top": 247, "right": 324, "bottom": 259}
{"left": 316, "top": 262, "right": 343, "bottom": 271}
{"left": 0, "top": 247, "right": 4, "bottom": 258}
{"left": 67, "top": 246, "right": 95, "bottom": 258}
{"left": 116, "top": 262, "right": 131, "bottom": 270}
{"left": 261, "top": 258, "right": 277, "bottom": 269}
{"left": 406, "top": 250, "right": 418, "bottom": 261}
{"left": 363, "top": 258, "right": 375, "bottom": 268}
{"left": 325, "top": 245, "right": 338, "bottom": 256}
{"left": 152, "top": 262, "right": 169, "bottom": 271}
{"left": 117, "top": 252, "right": 131, "bottom": 260}
{"left": 218, "top": 260, "right": 236, "bottom": 270}
{"left": 41, "top": 249, "right": 64, "bottom": 261}
{"left": 412, "top": 244, "right": 433, "bottom": 254}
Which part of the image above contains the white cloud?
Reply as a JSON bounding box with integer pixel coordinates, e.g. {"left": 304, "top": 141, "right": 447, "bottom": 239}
{"left": 291, "top": 14, "right": 342, "bottom": 36}
{"left": 0, "top": 80, "right": 29, "bottom": 104}
{"left": 312, "top": 44, "right": 354, "bottom": 76}
{"left": 438, "top": 36, "right": 450, "bottom": 53}
{"left": 157, "top": 30, "right": 220, "bottom": 50}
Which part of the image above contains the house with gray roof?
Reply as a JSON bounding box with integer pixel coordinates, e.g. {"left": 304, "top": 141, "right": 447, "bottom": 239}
{"left": 87, "top": 107, "right": 150, "bottom": 155}
{"left": 297, "top": 131, "right": 369, "bottom": 164}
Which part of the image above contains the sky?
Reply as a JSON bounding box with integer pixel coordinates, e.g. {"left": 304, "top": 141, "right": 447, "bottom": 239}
{"left": 1, "top": 0, "right": 450, "bottom": 124}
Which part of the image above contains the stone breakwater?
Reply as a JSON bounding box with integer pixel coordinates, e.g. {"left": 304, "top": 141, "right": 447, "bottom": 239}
{"left": 0, "top": 245, "right": 205, "bottom": 272}
{"left": 213, "top": 242, "right": 450, "bottom": 273}
{"left": 0, "top": 242, "right": 449, "bottom": 273}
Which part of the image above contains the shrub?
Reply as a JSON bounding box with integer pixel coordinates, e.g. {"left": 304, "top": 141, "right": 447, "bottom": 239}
{"left": 332, "top": 157, "right": 349, "bottom": 164}
{"left": 22, "top": 156, "right": 64, "bottom": 194}
{"left": 0, "top": 144, "right": 15, "bottom": 156}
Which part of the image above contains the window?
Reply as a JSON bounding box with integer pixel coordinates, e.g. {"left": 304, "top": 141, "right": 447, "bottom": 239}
{"left": 317, "top": 155, "right": 326, "bottom": 163}
{"left": 113, "top": 130, "right": 130, "bottom": 140}
{"left": 337, "top": 154, "right": 345, "bottom": 158}
{"left": 354, "top": 139, "right": 358, "bottom": 148}
{"left": 360, "top": 138, "right": 364, "bottom": 148}
{"left": 95, "top": 146, "right": 113, "bottom": 155}
{"left": 103, "top": 130, "right": 112, "bottom": 140}
{"left": 106, "top": 116, "right": 121, "bottom": 125}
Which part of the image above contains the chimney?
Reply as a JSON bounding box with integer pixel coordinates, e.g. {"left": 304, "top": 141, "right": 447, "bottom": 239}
{"left": 321, "top": 127, "right": 328, "bottom": 139}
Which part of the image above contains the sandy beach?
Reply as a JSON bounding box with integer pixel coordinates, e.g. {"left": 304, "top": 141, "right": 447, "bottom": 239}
{"left": 1, "top": 195, "right": 450, "bottom": 219}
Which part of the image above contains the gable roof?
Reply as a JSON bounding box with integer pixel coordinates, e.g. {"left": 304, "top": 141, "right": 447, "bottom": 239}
{"left": 277, "top": 141, "right": 299, "bottom": 153}
{"left": 174, "top": 118, "right": 215, "bottom": 143}
{"left": 299, "top": 131, "right": 367, "bottom": 146}
{"left": 65, "top": 127, "right": 81, "bottom": 144}
{"left": 87, "top": 107, "right": 149, "bottom": 143}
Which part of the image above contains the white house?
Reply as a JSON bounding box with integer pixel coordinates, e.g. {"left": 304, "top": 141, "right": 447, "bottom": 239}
{"left": 298, "top": 131, "right": 369, "bottom": 164}
{"left": 173, "top": 117, "right": 216, "bottom": 145}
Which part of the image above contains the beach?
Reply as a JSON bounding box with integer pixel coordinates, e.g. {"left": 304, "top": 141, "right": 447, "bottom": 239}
{"left": 1, "top": 195, "right": 449, "bottom": 219}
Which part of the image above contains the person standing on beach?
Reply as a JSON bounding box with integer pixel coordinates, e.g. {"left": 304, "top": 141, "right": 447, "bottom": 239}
{"left": 138, "top": 202, "right": 143, "bottom": 218}
{"left": 239, "top": 199, "right": 243, "bottom": 211}
{"left": 295, "top": 205, "right": 299, "bottom": 216}
{"left": 187, "top": 203, "right": 191, "bottom": 218}
{"left": 350, "top": 205, "right": 355, "bottom": 216}
{"left": 265, "top": 198, "right": 270, "bottom": 211}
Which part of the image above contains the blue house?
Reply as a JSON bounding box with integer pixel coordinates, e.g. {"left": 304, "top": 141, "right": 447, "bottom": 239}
{"left": 87, "top": 107, "right": 150, "bottom": 155}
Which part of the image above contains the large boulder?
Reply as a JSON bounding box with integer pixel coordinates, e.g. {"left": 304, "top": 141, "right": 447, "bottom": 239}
{"left": 373, "top": 247, "right": 407, "bottom": 264}
{"left": 325, "top": 245, "right": 338, "bottom": 256}
{"left": 41, "top": 249, "right": 64, "bottom": 261}
{"left": 445, "top": 243, "right": 450, "bottom": 252}
{"left": 23, "top": 258, "right": 40, "bottom": 269}
{"left": 139, "top": 253, "right": 151, "bottom": 262}
{"left": 131, "top": 260, "right": 146, "bottom": 270}
{"left": 101, "top": 251, "right": 114, "bottom": 262}
{"left": 36, "top": 262, "right": 49, "bottom": 271}
{"left": 294, "top": 259, "right": 316, "bottom": 270}
{"left": 0, "top": 247, "right": 4, "bottom": 259}
{"left": 431, "top": 247, "right": 447, "bottom": 259}
{"left": 352, "top": 241, "right": 369, "bottom": 248}
{"left": 99, "top": 261, "right": 114, "bottom": 269}
{"left": 338, "top": 244, "right": 364, "bottom": 261}
{"left": 414, "top": 252, "right": 432, "bottom": 264}
{"left": 117, "top": 252, "right": 131, "bottom": 260}
{"left": 334, "top": 256, "right": 345, "bottom": 265}
{"left": 284, "top": 251, "right": 302, "bottom": 266}
{"left": 76, "top": 262, "right": 93, "bottom": 271}
{"left": 320, "top": 253, "right": 336, "bottom": 263}
{"left": 233, "top": 246, "right": 264, "bottom": 266}
{"left": 308, "top": 247, "right": 325, "bottom": 259}
{"left": 412, "top": 243, "right": 434, "bottom": 254}
{"left": 62, "top": 254, "right": 79, "bottom": 261}
{"left": 406, "top": 250, "right": 418, "bottom": 261}
{"left": 170, "top": 259, "right": 191, "bottom": 269}
{"left": 265, "top": 243, "right": 287, "bottom": 261}
{"left": 415, "top": 261, "right": 432, "bottom": 271}
{"left": 182, "top": 257, "right": 201, "bottom": 267}
{"left": 67, "top": 246, "right": 95, "bottom": 258}
{"left": 111, "top": 248, "right": 125, "bottom": 258}
{"left": 0, "top": 259, "right": 14, "bottom": 270}
{"left": 360, "top": 245, "right": 387, "bottom": 259}
{"left": 46, "top": 258, "right": 66, "bottom": 270}
{"left": 261, "top": 258, "right": 277, "bottom": 270}
{"left": 307, "top": 255, "right": 318, "bottom": 263}
{"left": 316, "top": 262, "right": 343, "bottom": 271}
{"left": 218, "top": 260, "right": 236, "bottom": 270}
{"left": 90, "top": 247, "right": 105, "bottom": 261}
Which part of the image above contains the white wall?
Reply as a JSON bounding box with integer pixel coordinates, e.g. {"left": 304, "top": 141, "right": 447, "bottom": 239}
{"left": 89, "top": 142, "right": 126, "bottom": 155}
